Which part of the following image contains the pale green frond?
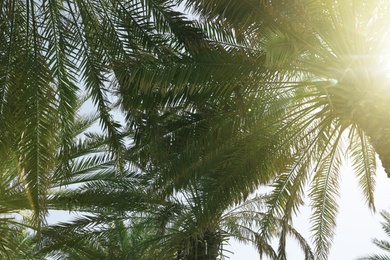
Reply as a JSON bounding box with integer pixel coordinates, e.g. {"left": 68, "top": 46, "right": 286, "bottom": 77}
{"left": 348, "top": 127, "right": 376, "bottom": 210}
{"left": 260, "top": 127, "right": 319, "bottom": 242}
{"left": 357, "top": 255, "right": 390, "bottom": 260}
{"left": 73, "top": 112, "right": 101, "bottom": 138}
{"left": 285, "top": 223, "right": 315, "bottom": 260}
{"left": 373, "top": 239, "right": 390, "bottom": 252}
{"left": 53, "top": 153, "right": 115, "bottom": 187}
{"left": 254, "top": 233, "right": 278, "bottom": 260}
{"left": 309, "top": 124, "right": 345, "bottom": 260}
{"left": 380, "top": 211, "right": 390, "bottom": 236}
{"left": 222, "top": 195, "right": 313, "bottom": 259}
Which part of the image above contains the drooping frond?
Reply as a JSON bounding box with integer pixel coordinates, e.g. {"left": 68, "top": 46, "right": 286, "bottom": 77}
{"left": 309, "top": 124, "right": 345, "bottom": 260}
{"left": 348, "top": 127, "right": 377, "bottom": 210}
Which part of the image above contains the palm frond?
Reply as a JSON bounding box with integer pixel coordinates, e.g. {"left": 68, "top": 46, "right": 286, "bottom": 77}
{"left": 309, "top": 124, "right": 344, "bottom": 260}
{"left": 349, "top": 127, "right": 377, "bottom": 210}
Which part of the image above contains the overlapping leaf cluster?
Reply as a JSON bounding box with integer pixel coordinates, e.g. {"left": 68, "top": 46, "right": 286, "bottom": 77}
{"left": 1, "top": 0, "right": 390, "bottom": 259}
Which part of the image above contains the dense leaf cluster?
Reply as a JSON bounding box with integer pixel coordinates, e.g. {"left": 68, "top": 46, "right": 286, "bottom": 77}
{"left": 1, "top": 0, "right": 390, "bottom": 259}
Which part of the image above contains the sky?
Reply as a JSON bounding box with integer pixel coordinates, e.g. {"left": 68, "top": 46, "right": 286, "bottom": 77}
{"left": 225, "top": 163, "right": 390, "bottom": 259}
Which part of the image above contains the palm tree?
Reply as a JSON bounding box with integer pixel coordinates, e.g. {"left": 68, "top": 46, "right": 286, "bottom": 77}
{"left": 36, "top": 106, "right": 310, "bottom": 259}
{"left": 40, "top": 184, "right": 314, "bottom": 260}
{"left": 4, "top": 1, "right": 390, "bottom": 259}
{"left": 119, "top": 0, "right": 390, "bottom": 258}
{"left": 121, "top": 76, "right": 298, "bottom": 258}
{"left": 0, "top": 0, "right": 209, "bottom": 230}
{"left": 143, "top": 189, "right": 314, "bottom": 260}
{"left": 1, "top": 2, "right": 292, "bottom": 256}
{"left": 357, "top": 210, "right": 390, "bottom": 260}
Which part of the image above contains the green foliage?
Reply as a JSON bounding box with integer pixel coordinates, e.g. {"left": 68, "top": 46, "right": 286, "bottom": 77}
{"left": 0, "top": 0, "right": 205, "bottom": 229}
{"left": 2, "top": 0, "right": 390, "bottom": 259}
{"left": 155, "top": 1, "right": 390, "bottom": 259}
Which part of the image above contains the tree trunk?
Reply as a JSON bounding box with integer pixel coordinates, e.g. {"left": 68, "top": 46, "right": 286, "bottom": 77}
{"left": 178, "top": 229, "right": 222, "bottom": 260}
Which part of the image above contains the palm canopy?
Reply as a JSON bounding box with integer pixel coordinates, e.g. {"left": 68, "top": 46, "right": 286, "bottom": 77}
{"left": 119, "top": 0, "right": 390, "bottom": 259}
{"left": 41, "top": 171, "right": 314, "bottom": 260}
{"left": 3, "top": 0, "right": 390, "bottom": 259}
{"left": 0, "top": 0, "right": 210, "bottom": 228}
{"left": 31, "top": 99, "right": 309, "bottom": 259}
